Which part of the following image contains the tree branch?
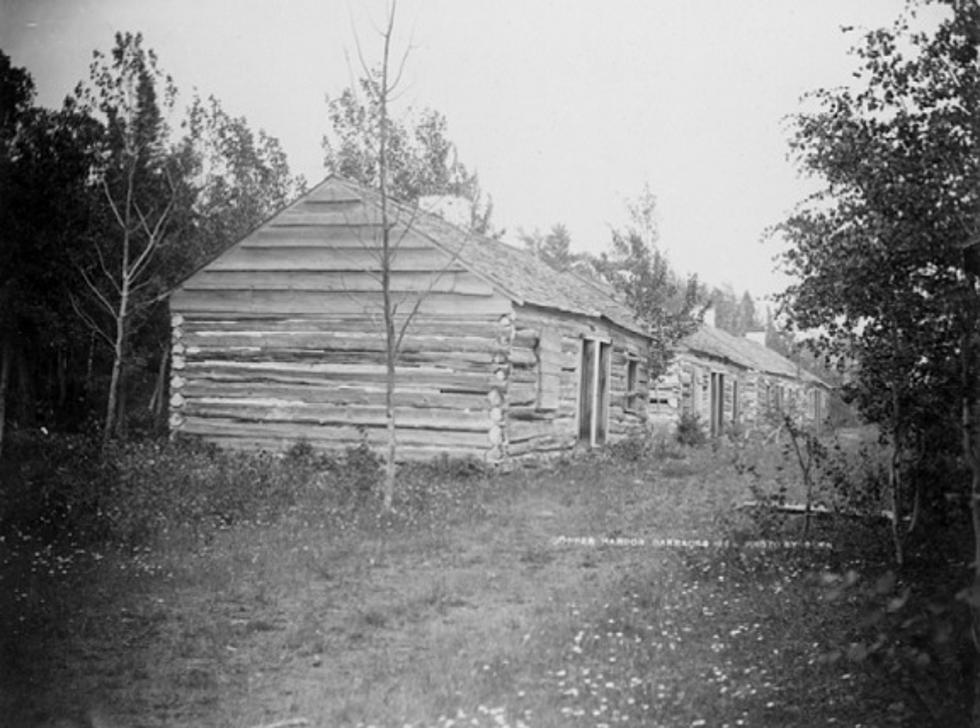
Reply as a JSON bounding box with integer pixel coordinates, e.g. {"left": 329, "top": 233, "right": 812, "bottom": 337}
{"left": 68, "top": 292, "right": 114, "bottom": 348}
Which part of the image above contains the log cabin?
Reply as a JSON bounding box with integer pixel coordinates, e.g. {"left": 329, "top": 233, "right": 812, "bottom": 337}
{"left": 168, "top": 176, "right": 653, "bottom": 462}
{"left": 648, "top": 322, "right": 831, "bottom": 437}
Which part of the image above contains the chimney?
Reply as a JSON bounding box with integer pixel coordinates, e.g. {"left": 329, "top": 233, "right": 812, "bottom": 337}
{"left": 702, "top": 305, "right": 716, "bottom": 328}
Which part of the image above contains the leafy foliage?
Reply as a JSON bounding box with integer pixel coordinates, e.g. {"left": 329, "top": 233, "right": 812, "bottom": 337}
{"left": 774, "top": 0, "right": 980, "bottom": 571}
{"left": 776, "top": 2, "right": 980, "bottom": 426}
{"left": 0, "top": 35, "right": 304, "bottom": 443}
{"left": 594, "top": 187, "right": 703, "bottom": 377}
{"left": 321, "top": 74, "right": 497, "bottom": 235}
{"left": 520, "top": 223, "right": 576, "bottom": 270}
{"left": 173, "top": 93, "right": 306, "bottom": 282}
{"left": 676, "top": 411, "right": 708, "bottom": 447}
{"left": 705, "top": 286, "right": 761, "bottom": 336}
{"left": 0, "top": 52, "right": 105, "bottom": 435}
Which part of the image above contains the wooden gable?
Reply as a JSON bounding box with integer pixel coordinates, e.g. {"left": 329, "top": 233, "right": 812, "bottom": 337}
{"left": 172, "top": 178, "right": 510, "bottom": 318}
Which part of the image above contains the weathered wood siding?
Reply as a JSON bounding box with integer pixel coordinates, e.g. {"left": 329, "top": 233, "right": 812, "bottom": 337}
{"left": 653, "top": 353, "right": 830, "bottom": 437}
{"left": 503, "top": 306, "right": 649, "bottom": 456}
{"left": 169, "top": 181, "right": 513, "bottom": 460}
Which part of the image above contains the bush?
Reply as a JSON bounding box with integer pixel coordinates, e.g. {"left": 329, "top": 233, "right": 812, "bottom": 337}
{"left": 675, "top": 412, "right": 707, "bottom": 447}
{"left": 1, "top": 433, "right": 347, "bottom": 548}
{"left": 607, "top": 431, "right": 654, "bottom": 462}
{"left": 1, "top": 431, "right": 117, "bottom": 545}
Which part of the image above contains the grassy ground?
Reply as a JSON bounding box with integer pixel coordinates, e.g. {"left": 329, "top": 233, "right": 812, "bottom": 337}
{"left": 0, "top": 437, "right": 973, "bottom": 727}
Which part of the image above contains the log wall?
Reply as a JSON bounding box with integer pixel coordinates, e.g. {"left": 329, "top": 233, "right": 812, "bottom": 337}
{"left": 169, "top": 180, "right": 513, "bottom": 460}
{"left": 170, "top": 312, "right": 512, "bottom": 460}
{"left": 653, "top": 353, "right": 830, "bottom": 437}
{"left": 504, "top": 306, "right": 650, "bottom": 457}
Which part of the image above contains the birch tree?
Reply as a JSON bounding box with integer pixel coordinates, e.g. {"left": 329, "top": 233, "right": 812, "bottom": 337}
{"left": 775, "top": 1, "right": 980, "bottom": 718}
{"left": 336, "top": 3, "right": 479, "bottom": 508}
{"left": 72, "top": 32, "right": 187, "bottom": 445}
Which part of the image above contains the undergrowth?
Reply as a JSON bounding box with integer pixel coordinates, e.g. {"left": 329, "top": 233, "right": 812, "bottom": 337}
{"left": 0, "top": 426, "right": 975, "bottom": 726}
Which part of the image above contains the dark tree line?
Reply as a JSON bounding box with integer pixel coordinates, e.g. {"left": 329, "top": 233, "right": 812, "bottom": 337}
{"left": 0, "top": 34, "right": 305, "bottom": 453}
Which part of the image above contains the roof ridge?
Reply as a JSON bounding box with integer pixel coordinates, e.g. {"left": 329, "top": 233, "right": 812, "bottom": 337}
{"left": 339, "top": 176, "right": 650, "bottom": 336}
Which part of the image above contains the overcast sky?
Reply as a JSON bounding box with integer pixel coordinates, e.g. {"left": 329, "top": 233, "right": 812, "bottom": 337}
{"left": 0, "top": 0, "right": 942, "bottom": 300}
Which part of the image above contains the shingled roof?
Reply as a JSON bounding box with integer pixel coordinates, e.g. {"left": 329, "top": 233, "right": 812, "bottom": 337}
{"left": 684, "top": 325, "right": 828, "bottom": 388}
{"left": 335, "top": 177, "right": 650, "bottom": 336}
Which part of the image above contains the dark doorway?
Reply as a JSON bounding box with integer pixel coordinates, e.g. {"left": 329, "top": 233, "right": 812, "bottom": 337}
{"left": 710, "top": 371, "right": 724, "bottom": 437}
{"left": 578, "top": 339, "right": 611, "bottom": 445}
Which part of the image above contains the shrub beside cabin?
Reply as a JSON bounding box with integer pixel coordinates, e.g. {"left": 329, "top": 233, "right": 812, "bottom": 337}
{"left": 649, "top": 323, "right": 831, "bottom": 437}
{"left": 168, "top": 177, "right": 652, "bottom": 462}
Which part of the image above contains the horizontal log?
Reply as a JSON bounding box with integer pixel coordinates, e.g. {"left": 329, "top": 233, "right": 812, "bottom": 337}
{"left": 507, "top": 419, "right": 563, "bottom": 443}
{"left": 248, "top": 225, "right": 436, "bottom": 249}
{"left": 182, "top": 400, "right": 490, "bottom": 431}
{"left": 512, "top": 329, "right": 539, "bottom": 348}
{"left": 273, "top": 208, "right": 382, "bottom": 226}
{"left": 296, "top": 196, "right": 363, "bottom": 211}
{"left": 507, "top": 406, "right": 555, "bottom": 422}
{"left": 180, "top": 315, "right": 504, "bottom": 337}
{"left": 182, "top": 433, "right": 490, "bottom": 462}
{"left": 200, "top": 246, "right": 466, "bottom": 273}
{"left": 181, "top": 381, "right": 488, "bottom": 409}
{"left": 171, "top": 290, "right": 511, "bottom": 317}
{"left": 509, "top": 368, "right": 538, "bottom": 385}
{"left": 184, "top": 348, "right": 496, "bottom": 370}
{"left": 183, "top": 330, "right": 499, "bottom": 354}
{"left": 273, "top": 205, "right": 430, "bottom": 228}
{"left": 506, "top": 434, "right": 576, "bottom": 456}
{"left": 184, "top": 360, "right": 496, "bottom": 391}
{"left": 180, "top": 416, "right": 492, "bottom": 448}
{"left": 303, "top": 184, "right": 363, "bottom": 204}
{"left": 507, "top": 383, "right": 536, "bottom": 406}
{"left": 509, "top": 347, "right": 537, "bottom": 368}
{"left": 181, "top": 270, "right": 496, "bottom": 296}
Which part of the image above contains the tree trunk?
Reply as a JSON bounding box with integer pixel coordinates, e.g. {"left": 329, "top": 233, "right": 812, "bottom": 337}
{"left": 378, "top": 3, "right": 398, "bottom": 511}
{"left": 907, "top": 477, "right": 921, "bottom": 536}
{"left": 968, "top": 424, "right": 980, "bottom": 727}
{"left": 0, "top": 338, "right": 11, "bottom": 461}
{"left": 962, "top": 332, "right": 980, "bottom": 727}
{"left": 116, "top": 364, "right": 127, "bottom": 439}
{"left": 384, "top": 355, "right": 397, "bottom": 510}
{"left": 149, "top": 347, "right": 169, "bottom": 433}
{"left": 85, "top": 330, "right": 96, "bottom": 395}
{"left": 888, "top": 441, "right": 904, "bottom": 568}
{"left": 15, "top": 346, "right": 34, "bottom": 427}
{"left": 971, "top": 503, "right": 980, "bottom": 728}
{"left": 889, "top": 384, "right": 904, "bottom": 567}
{"left": 57, "top": 346, "right": 68, "bottom": 409}
{"left": 104, "top": 302, "right": 126, "bottom": 447}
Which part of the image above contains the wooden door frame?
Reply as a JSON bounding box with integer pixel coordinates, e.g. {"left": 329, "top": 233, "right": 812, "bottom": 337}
{"left": 710, "top": 370, "right": 725, "bottom": 437}
{"left": 574, "top": 335, "right": 612, "bottom": 447}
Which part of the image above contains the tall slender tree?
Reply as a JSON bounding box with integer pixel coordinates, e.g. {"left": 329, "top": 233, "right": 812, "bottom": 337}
{"left": 595, "top": 188, "right": 702, "bottom": 377}
{"left": 774, "top": 1, "right": 980, "bottom": 717}
{"left": 335, "top": 3, "right": 477, "bottom": 508}
{"left": 71, "top": 32, "right": 189, "bottom": 445}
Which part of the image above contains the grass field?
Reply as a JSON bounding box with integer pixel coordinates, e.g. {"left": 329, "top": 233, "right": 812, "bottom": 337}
{"left": 0, "top": 434, "right": 973, "bottom": 727}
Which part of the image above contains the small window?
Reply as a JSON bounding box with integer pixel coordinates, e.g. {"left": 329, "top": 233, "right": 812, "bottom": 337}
{"left": 536, "top": 329, "right": 562, "bottom": 410}
{"left": 626, "top": 357, "right": 641, "bottom": 412}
